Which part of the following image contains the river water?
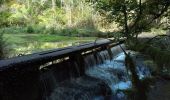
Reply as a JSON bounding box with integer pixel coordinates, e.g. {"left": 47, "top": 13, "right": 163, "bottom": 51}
{"left": 42, "top": 45, "right": 152, "bottom": 100}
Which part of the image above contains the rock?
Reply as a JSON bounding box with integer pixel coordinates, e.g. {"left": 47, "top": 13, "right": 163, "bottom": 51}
{"left": 166, "top": 29, "right": 170, "bottom": 36}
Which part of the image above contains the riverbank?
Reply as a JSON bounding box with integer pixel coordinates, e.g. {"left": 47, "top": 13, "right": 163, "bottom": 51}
{"left": 148, "top": 78, "right": 170, "bottom": 100}
{"left": 3, "top": 33, "right": 95, "bottom": 58}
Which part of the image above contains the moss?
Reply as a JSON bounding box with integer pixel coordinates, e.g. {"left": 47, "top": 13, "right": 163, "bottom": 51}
{"left": 131, "top": 41, "right": 170, "bottom": 76}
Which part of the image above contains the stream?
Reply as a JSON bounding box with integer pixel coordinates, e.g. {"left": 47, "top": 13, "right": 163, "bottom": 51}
{"left": 43, "top": 45, "right": 152, "bottom": 100}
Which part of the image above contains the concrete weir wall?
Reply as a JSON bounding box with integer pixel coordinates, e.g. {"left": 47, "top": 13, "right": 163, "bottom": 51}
{"left": 0, "top": 39, "right": 124, "bottom": 100}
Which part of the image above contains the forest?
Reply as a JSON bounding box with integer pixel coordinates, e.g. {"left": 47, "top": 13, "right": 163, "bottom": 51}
{"left": 0, "top": 0, "right": 170, "bottom": 58}
{"left": 0, "top": 0, "right": 170, "bottom": 100}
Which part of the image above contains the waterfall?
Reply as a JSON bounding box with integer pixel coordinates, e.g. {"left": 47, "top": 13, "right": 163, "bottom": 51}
{"left": 85, "top": 44, "right": 132, "bottom": 95}
{"left": 40, "top": 44, "right": 152, "bottom": 100}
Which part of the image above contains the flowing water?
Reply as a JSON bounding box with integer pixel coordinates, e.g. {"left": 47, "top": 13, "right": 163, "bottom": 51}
{"left": 41, "top": 45, "right": 152, "bottom": 100}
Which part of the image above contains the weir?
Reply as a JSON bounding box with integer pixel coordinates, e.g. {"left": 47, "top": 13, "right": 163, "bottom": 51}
{"left": 0, "top": 39, "right": 124, "bottom": 100}
{"left": 0, "top": 39, "right": 151, "bottom": 100}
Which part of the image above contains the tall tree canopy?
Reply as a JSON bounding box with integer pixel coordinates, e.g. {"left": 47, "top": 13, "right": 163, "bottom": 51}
{"left": 95, "top": 0, "right": 170, "bottom": 38}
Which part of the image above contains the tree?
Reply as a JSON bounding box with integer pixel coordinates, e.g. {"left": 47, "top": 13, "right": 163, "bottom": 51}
{"left": 0, "top": 0, "right": 11, "bottom": 59}
{"left": 96, "top": 1, "right": 170, "bottom": 99}
{"left": 95, "top": 0, "right": 170, "bottom": 39}
{"left": 52, "top": 0, "right": 56, "bottom": 10}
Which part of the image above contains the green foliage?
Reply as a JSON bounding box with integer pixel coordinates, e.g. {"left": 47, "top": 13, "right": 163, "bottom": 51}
{"left": 3, "top": 0, "right": 115, "bottom": 34}
{"left": 1, "top": 0, "right": 170, "bottom": 37}
{"left": 43, "top": 27, "right": 102, "bottom": 37}
{"left": 0, "top": 32, "right": 4, "bottom": 59}
{"left": 1, "top": 26, "right": 26, "bottom": 34}
{"left": 0, "top": 0, "right": 10, "bottom": 5}
{"left": 32, "top": 25, "right": 46, "bottom": 33}
{"left": 130, "top": 35, "right": 170, "bottom": 76}
{"left": 0, "top": 25, "right": 104, "bottom": 37}
{"left": 96, "top": 0, "right": 170, "bottom": 38}
{"left": 144, "top": 46, "right": 170, "bottom": 76}
{"left": 0, "top": 30, "right": 9, "bottom": 59}
{"left": 4, "top": 33, "right": 95, "bottom": 44}
{"left": 38, "top": 8, "right": 66, "bottom": 28}
{"left": 0, "top": 10, "right": 11, "bottom": 27}
{"left": 26, "top": 25, "right": 34, "bottom": 33}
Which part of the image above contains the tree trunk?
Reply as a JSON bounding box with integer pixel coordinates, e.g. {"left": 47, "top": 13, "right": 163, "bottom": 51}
{"left": 123, "top": 5, "right": 129, "bottom": 38}
{"left": 52, "top": 0, "right": 56, "bottom": 10}
{"left": 65, "top": 0, "right": 73, "bottom": 26}
{"left": 125, "top": 53, "right": 147, "bottom": 100}
{"left": 60, "top": 0, "right": 63, "bottom": 8}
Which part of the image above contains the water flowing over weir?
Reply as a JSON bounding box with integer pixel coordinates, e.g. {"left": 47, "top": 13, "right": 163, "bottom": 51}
{"left": 48, "top": 47, "right": 151, "bottom": 100}
{"left": 0, "top": 39, "right": 152, "bottom": 100}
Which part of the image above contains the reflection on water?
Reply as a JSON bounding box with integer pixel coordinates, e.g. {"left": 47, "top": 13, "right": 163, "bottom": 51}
{"left": 9, "top": 41, "right": 91, "bottom": 58}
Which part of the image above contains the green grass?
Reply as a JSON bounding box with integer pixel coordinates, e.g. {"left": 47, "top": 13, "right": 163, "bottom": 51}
{"left": 4, "top": 33, "right": 95, "bottom": 45}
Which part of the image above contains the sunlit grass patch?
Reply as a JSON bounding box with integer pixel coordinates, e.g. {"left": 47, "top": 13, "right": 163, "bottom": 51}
{"left": 4, "top": 33, "right": 95, "bottom": 44}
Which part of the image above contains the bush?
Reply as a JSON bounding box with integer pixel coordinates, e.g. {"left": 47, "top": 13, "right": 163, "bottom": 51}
{"left": 1, "top": 26, "right": 26, "bottom": 34}
{"left": 43, "top": 27, "right": 56, "bottom": 34}
{"left": 0, "top": 32, "right": 3, "bottom": 59}
{"left": 33, "top": 25, "right": 46, "bottom": 34}
{"left": 43, "top": 27, "right": 79, "bottom": 36}
{"left": 27, "top": 25, "right": 34, "bottom": 33}
{"left": 49, "top": 27, "right": 56, "bottom": 34}
{"left": 0, "top": 30, "right": 8, "bottom": 59}
{"left": 57, "top": 28, "right": 102, "bottom": 37}
{"left": 60, "top": 28, "right": 79, "bottom": 36}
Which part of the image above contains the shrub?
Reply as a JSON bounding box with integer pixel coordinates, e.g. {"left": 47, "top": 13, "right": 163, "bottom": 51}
{"left": 27, "top": 25, "right": 34, "bottom": 33}
{"left": 49, "top": 27, "right": 57, "bottom": 34}
{"left": 0, "top": 30, "right": 8, "bottom": 59}
{"left": 34, "top": 25, "right": 46, "bottom": 34}
{"left": 1, "top": 26, "right": 26, "bottom": 34}
{"left": 0, "top": 32, "right": 3, "bottom": 59}
{"left": 43, "top": 27, "right": 56, "bottom": 34}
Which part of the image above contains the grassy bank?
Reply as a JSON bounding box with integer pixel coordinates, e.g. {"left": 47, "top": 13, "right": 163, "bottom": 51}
{"left": 3, "top": 33, "right": 95, "bottom": 58}
{"left": 4, "top": 33, "right": 95, "bottom": 45}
